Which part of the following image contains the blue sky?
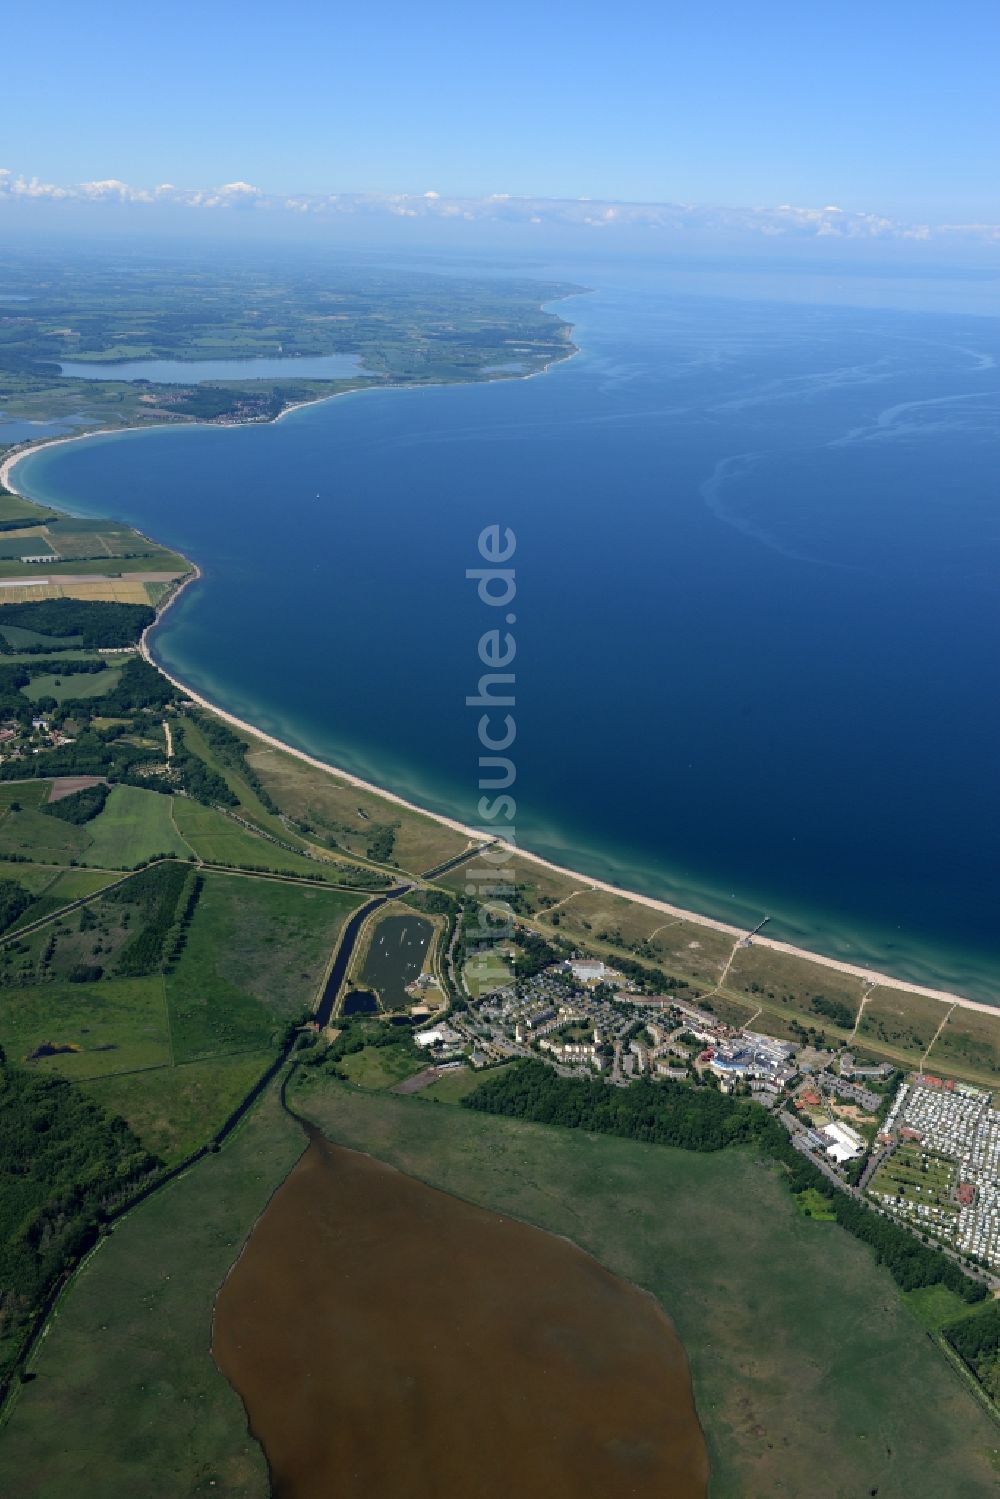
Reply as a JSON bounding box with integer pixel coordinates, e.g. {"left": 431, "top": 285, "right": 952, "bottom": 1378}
{"left": 2, "top": 0, "right": 998, "bottom": 221}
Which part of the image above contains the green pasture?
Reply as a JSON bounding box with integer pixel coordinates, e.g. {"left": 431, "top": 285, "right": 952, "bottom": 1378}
{"left": 163, "top": 872, "right": 362, "bottom": 1062}
{"left": 25, "top": 667, "right": 122, "bottom": 704}
{"left": 416, "top": 1064, "right": 512, "bottom": 1103}
{"left": 0, "top": 783, "right": 51, "bottom": 811}
{"left": 0, "top": 623, "right": 82, "bottom": 649}
{"left": 177, "top": 715, "right": 311, "bottom": 849}
{"left": 0, "top": 806, "right": 91, "bottom": 865}
{"left": 338, "top": 1044, "right": 425, "bottom": 1091}
{"left": 170, "top": 795, "right": 336, "bottom": 878}
{"left": 82, "top": 1050, "right": 275, "bottom": 1164}
{"left": 81, "top": 785, "right": 190, "bottom": 867}
{"left": 0, "top": 975, "right": 170, "bottom": 1077}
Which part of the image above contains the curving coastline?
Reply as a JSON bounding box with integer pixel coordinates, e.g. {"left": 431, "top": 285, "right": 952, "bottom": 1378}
{"left": 0, "top": 331, "right": 578, "bottom": 494}
{"left": 3, "top": 417, "right": 997, "bottom": 1021}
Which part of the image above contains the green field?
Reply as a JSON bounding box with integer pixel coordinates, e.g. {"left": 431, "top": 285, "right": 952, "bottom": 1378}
{"left": 0, "top": 858, "right": 68, "bottom": 894}
{"left": 463, "top": 947, "right": 513, "bottom": 996}
{"left": 338, "top": 1043, "right": 426, "bottom": 1091}
{"left": 0, "top": 624, "right": 77, "bottom": 650}
{"left": 25, "top": 666, "right": 122, "bottom": 704}
{"left": 0, "top": 871, "right": 157, "bottom": 986}
{"left": 0, "top": 975, "right": 170, "bottom": 1076}
{"left": 0, "top": 870, "right": 361, "bottom": 1098}
{"left": 0, "top": 783, "right": 51, "bottom": 811}
{"left": 795, "top": 1186, "right": 837, "bottom": 1220}
{"left": 163, "top": 872, "right": 362, "bottom": 1062}
{"left": 904, "top": 1283, "right": 988, "bottom": 1334}
{"left": 82, "top": 1050, "right": 276, "bottom": 1163}
{"left": 416, "top": 1064, "right": 512, "bottom": 1103}
{"left": 0, "top": 863, "right": 117, "bottom": 936}
{"left": 0, "top": 805, "right": 92, "bottom": 864}
{"left": 290, "top": 1078, "right": 1000, "bottom": 1499}
{"left": 0, "top": 865, "right": 123, "bottom": 941}
{"left": 246, "top": 740, "right": 467, "bottom": 875}
{"left": 81, "top": 785, "right": 190, "bottom": 867}
{"left": 170, "top": 796, "right": 340, "bottom": 878}
{"left": 0, "top": 554, "right": 188, "bottom": 581}
{"left": 0, "top": 1082, "right": 303, "bottom": 1499}
{"left": 0, "top": 495, "right": 56, "bottom": 528}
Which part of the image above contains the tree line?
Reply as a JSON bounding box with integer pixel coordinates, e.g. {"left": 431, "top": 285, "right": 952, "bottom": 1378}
{"left": 170, "top": 722, "right": 237, "bottom": 806}
{"left": 0, "top": 598, "right": 154, "bottom": 650}
{"left": 943, "top": 1302, "right": 1000, "bottom": 1402}
{"left": 107, "top": 862, "right": 203, "bottom": 977}
{"left": 188, "top": 713, "right": 281, "bottom": 815}
{"left": 0, "top": 1056, "right": 160, "bottom": 1384}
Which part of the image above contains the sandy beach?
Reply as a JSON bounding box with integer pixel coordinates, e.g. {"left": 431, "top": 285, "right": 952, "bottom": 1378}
{"left": 4, "top": 421, "right": 996, "bottom": 1022}
{"left": 137, "top": 584, "right": 997, "bottom": 1017}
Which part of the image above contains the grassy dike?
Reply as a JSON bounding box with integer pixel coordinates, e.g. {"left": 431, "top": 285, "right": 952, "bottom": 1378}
{"left": 292, "top": 1074, "right": 1000, "bottom": 1499}
{"left": 0, "top": 1081, "right": 304, "bottom": 1499}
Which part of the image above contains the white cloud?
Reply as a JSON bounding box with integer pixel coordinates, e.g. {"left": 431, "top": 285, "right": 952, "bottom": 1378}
{"left": 0, "top": 169, "right": 997, "bottom": 244}
{"left": 79, "top": 179, "right": 153, "bottom": 203}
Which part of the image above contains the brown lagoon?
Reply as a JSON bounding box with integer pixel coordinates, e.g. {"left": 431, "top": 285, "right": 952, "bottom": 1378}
{"left": 213, "top": 1132, "right": 708, "bottom": 1498}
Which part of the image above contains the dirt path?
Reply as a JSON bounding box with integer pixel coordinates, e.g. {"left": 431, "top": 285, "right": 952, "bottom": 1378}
{"left": 920, "top": 1003, "right": 956, "bottom": 1071}
{"left": 168, "top": 796, "right": 199, "bottom": 858}
{"left": 544, "top": 887, "right": 589, "bottom": 915}
{"left": 849, "top": 979, "right": 880, "bottom": 1044}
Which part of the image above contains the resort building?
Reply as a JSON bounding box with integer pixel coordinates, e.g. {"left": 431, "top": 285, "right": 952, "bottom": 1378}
{"left": 819, "top": 1120, "right": 866, "bottom": 1163}
{"left": 566, "top": 959, "right": 606, "bottom": 984}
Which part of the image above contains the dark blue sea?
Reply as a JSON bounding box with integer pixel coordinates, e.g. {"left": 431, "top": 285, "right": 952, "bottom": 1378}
{"left": 15, "top": 260, "right": 1000, "bottom": 999}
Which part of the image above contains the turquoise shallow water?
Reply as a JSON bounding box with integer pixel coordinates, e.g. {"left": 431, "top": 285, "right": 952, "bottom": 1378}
{"left": 15, "top": 268, "right": 1000, "bottom": 999}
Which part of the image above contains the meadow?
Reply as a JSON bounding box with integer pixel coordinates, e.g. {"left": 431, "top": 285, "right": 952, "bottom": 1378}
{"left": 0, "top": 861, "right": 113, "bottom": 908}
{"left": 0, "top": 974, "right": 171, "bottom": 1077}
{"left": 174, "top": 715, "right": 314, "bottom": 849}
{"left": 83, "top": 1049, "right": 276, "bottom": 1164}
{"left": 337, "top": 1045, "right": 426, "bottom": 1090}
{"left": 163, "top": 872, "right": 362, "bottom": 1062}
{"left": 170, "top": 796, "right": 343, "bottom": 878}
{"left": 0, "top": 863, "right": 363, "bottom": 1155}
{"left": 0, "top": 785, "right": 192, "bottom": 869}
{"left": 80, "top": 785, "right": 190, "bottom": 866}
{"left": 416, "top": 1063, "right": 511, "bottom": 1103}
{"left": 0, "top": 783, "right": 51, "bottom": 811}
{"left": 0, "top": 805, "right": 92, "bottom": 864}
{"left": 25, "top": 666, "right": 122, "bottom": 704}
